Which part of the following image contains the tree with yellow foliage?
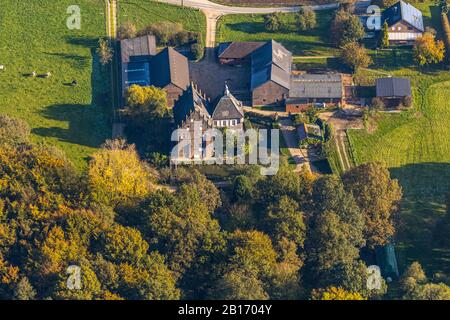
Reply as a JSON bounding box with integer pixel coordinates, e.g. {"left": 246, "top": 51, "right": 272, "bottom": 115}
{"left": 312, "top": 286, "right": 366, "bottom": 300}
{"left": 414, "top": 32, "right": 446, "bottom": 66}
{"left": 88, "top": 139, "right": 155, "bottom": 209}
{"left": 125, "top": 85, "right": 169, "bottom": 121}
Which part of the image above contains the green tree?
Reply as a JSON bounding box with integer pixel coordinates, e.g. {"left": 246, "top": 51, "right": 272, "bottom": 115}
{"left": 340, "top": 42, "right": 372, "bottom": 72}
{"left": 265, "top": 196, "right": 306, "bottom": 249}
{"left": 232, "top": 175, "right": 253, "bottom": 201}
{"left": 331, "top": 10, "right": 364, "bottom": 46}
{"left": 297, "top": 7, "right": 316, "bottom": 31}
{"left": 342, "top": 162, "right": 402, "bottom": 248}
{"left": 264, "top": 13, "right": 282, "bottom": 32}
{"left": 381, "top": 21, "right": 390, "bottom": 48}
{"left": 211, "top": 270, "right": 269, "bottom": 300}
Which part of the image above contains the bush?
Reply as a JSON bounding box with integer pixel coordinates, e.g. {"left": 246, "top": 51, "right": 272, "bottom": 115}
{"left": 191, "top": 41, "right": 204, "bottom": 60}
{"left": 401, "top": 96, "right": 413, "bottom": 108}
{"left": 371, "top": 97, "right": 385, "bottom": 111}
{"left": 297, "top": 7, "right": 316, "bottom": 31}
{"left": 0, "top": 115, "right": 30, "bottom": 145}
{"left": 118, "top": 21, "right": 137, "bottom": 40}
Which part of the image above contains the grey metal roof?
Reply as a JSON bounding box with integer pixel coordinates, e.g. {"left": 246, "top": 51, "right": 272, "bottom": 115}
{"left": 251, "top": 40, "right": 292, "bottom": 90}
{"left": 173, "top": 84, "right": 211, "bottom": 127}
{"left": 150, "top": 47, "right": 190, "bottom": 91}
{"left": 382, "top": 1, "right": 424, "bottom": 32}
{"left": 376, "top": 77, "right": 411, "bottom": 97}
{"left": 289, "top": 74, "right": 343, "bottom": 99}
{"left": 217, "top": 41, "right": 265, "bottom": 59}
{"left": 120, "top": 35, "right": 157, "bottom": 63}
{"left": 211, "top": 86, "right": 244, "bottom": 120}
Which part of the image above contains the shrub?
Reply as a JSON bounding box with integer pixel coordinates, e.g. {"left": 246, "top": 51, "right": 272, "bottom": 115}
{"left": 297, "top": 7, "right": 316, "bottom": 31}
{"left": 371, "top": 97, "right": 385, "bottom": 111}
{"left": 118, "top": 21, "right": 137, "bottom": 40}
{"left": 401, "top": 96, "right": 413, "bottom": 108}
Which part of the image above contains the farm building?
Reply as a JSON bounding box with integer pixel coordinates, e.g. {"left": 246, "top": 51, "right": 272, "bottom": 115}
{"left": 217, "top": 41, "right": 265, "bottom": 65}
{"left": 251, "top": 40, "right": 292, "bottom": 106}
{"left": 376, "top": 77, "right": 412, "bottom": 107}
{"left": 150, "top": 47, "right": 190, "bottom": 107}
{"left": 381, "top": 1, "right": 424, "bottom": 44}
{"left": 172, "top": 84, "right": 245, "bottom": 160}
{"left": 120, "top": 36, "right": 190, "bottom": 107}
{"left": 120, "top": 35, "right": 157, "bottom": 96}
{"left": 286, "top": 74, "right": 343, "bottom": 113}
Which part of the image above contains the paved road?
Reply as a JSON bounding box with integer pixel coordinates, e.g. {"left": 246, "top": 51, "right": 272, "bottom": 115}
{"left": 156, "top": 0, "right": 339, "bottom": 14}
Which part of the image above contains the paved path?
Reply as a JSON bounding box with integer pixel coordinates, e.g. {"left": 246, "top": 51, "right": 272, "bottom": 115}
{"left": 156, "top": 0, "right": 339, "bottom": 14}
{"left": 279, "top": 117, "right": 315, "bottom": 173}
{"left": 157, "top": 0, "right": 339, "bottom": 48}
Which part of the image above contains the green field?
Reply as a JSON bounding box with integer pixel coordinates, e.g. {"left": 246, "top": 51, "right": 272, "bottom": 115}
{"left": 217, "top": 10, "right": 337, "bottom": 56}
{"left": 0, "top": 0, "right": 111, "bottom": 168}
{"left": 347, "top": 2, "right": 450, "bottom": 276}
{"left": 118, "top": 1, "right": 206, "bottom": 45}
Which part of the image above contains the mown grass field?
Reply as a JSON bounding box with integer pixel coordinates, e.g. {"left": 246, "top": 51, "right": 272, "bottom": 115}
{"left": 217, "top": 10, "right": 337, "bottom": 56}
{"left": 0, "top": 0, "right": 111, "bottom": 169}
{"left": 347, "top": 3, "right": 450, "bottom": 276}
{"left": 118, "top": 1, "right": 206, "bottom": 45}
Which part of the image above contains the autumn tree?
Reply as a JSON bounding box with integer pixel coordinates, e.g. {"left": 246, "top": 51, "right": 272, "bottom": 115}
{"left": 88, "top": 139, "right": 155, "bottom": 209}
{"left": 342, "top": 162, "right": 402, "bottom": 248}
{"left": 297, "top": 7, "right": 316, "bottom": 31}
{"left": 118, "top": 21, "right": 137, "bottom": 40}
{"left": 125, "top": 84, "right": 169, "bottom": 121}
{"left": 312, "top": 286, "right": 366, "bottom": 300}
{"left": 400, "top": 262, "right": 450, "bottom": 300}
{"left": 414, "top": 32, "right": 446, "bottom": 66}
{"left": 340, "top": 42, "right": 372, "bottom": 72}
{"left": 97, "top": 37, "right": 113, "bottom": 66}
{"left": 0, "top": 115, "right": 30, "bottom": 145}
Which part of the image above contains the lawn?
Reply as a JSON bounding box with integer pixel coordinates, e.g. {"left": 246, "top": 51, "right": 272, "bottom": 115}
{"left": 348, "top": 70, "right": 450, "bottom": 276}
{"left": 0, "top": 0, "right": 111, "bottom": 169}
{"left": 118, "top": 0, "right": 206, "bottom": 45}
{"left": 217, "top": 10, "right": 338, "bottom": 56}
{"left": 347, "top": 2, "right": 450, "bottom": 276}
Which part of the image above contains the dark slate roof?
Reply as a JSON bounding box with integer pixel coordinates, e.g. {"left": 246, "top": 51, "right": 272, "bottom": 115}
{"left": 211, "top": 86, "right": 245, "bottom": 120}
{"left": 251, "top": 40, "right": 292, "bottom": 90}
{"left": 376, "top": 77, "right": 411, "bottom": 97}
{"left": 382, "top": 1, "right": 424, "bottom": 32}
{"left": 297, "top": 124, "right": 307, "bottom": 140}
{"left": 173, "top": 84, "right": 211, "bottom": 127}
{"left": 120, "top": 35, "right": 157, "bottom": 63}
{"left": 289, "top": 74, "right": 343, "bottom": 99}
{"left": 150, "top": 47, "right": 190, "bottom": 91}
{"left": 217, "top": 41, "right": 266, "bottom": 60}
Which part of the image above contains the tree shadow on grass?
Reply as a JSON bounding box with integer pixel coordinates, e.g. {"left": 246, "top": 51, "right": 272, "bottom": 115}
{"left": 32, "top": 48, "right": 112, "bottom": 150}
{"left": 64, "top": 36, "right": 99, "bottom": 49}
{"left": 389, "top": 162, "right": 450, "bottom": 275}
{"left": 43, "top": 52, "right": 90, "bottom": 69}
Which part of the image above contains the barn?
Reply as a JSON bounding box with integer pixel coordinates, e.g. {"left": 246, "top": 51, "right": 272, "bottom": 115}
{"left": 250, "top": 40, "right": 292, "bottom": 106}
{"left": 286, "top": 74, "right": 343, "bottom": 113}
